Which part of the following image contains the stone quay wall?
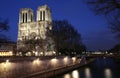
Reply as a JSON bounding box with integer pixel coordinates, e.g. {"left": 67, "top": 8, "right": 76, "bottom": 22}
{"left": 0, "top": 56, "right": 82, "bottom": 78}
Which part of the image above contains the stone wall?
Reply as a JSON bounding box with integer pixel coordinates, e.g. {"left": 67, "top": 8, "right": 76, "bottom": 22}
{"left": 0, "top": 56, "right": 81, "bottom": 78}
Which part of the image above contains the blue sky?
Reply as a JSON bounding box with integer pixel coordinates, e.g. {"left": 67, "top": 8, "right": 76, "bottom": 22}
{"left": 0, "top": 0, "right": 118, "bottom": 51}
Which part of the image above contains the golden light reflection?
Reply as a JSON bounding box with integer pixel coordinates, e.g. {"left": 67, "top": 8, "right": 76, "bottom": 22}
{"left": 1, "top": 59, "right": 11, "bottom": 72}
{"left": 72, "top": 57, "right": 76, "bottom": 64}
{"left": 104, "top": 68, "right": 112, "bottom": 78}
{"left": 51, "top": 58, "right": 57, "bottom": 62}
{"left": 85, "top": 68, "right": 91, "bottom": 78}
{"left": 72, "top": 70, "right": 79, "bottom": 78}
{"left": 32, "top": 58, "right": 41, "bottom": 65}
{"left": 64, "top": 74, "right": 71, "bottom": 78}
{"left": 64, "top": 57, "right": 68, "bottom": 65}
{"left": 51, "top": 58, "right": 58, "bottom": 67}
{"left": 51, "top": 58, "right": 57, "bottom": 63}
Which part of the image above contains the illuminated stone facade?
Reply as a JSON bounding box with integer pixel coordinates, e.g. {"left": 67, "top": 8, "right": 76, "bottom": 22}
{"left": 0, "top": 43, "right": 14, "bottom": 56}
{"left": 17, "top": 5, "right": 55, "bottom": 56}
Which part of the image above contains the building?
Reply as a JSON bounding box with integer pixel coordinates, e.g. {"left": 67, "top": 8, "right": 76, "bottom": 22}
{"left": 17, "top": 5, "right": 55, "bottom": 56}
{"left": 0, "top": 42, "right": 16, "bottom": 56}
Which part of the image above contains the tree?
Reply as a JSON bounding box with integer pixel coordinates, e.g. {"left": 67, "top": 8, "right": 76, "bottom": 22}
{"left": 17, "top": 46, "right": 30, "bottom": 56}
{"left": 109, "top": 44, "right": 120, "bottom": 53}
{"left": 85, "top": 0, "right": 120, "bottom": 38}
{"left": 0, "top": 18, "right": 10, "bottom": 43}
{"left": 0, "top": 18, "right": 9, "bottom": 31}
{"left": 52, "top": 20, "right": 86, "bottom": 55}
{"left": 21, "top": 38, "right": 46, "bottom": 56}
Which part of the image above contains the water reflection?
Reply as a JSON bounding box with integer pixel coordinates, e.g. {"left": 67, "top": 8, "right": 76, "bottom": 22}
{"left": 104, "top": 68, "right": 112, "bottom": 78}
{"left": 72, "top": 70, "right": 79, "bottom": 78}
{"left": 55, "top": 58, "right": 120, "bottom": 78}
{"left": 85, "top": 68, "right": 91, "bottom": 78}
{"left": 64, "top": 74, "right": 71, "bottom": 78}
{"left": 1, "top": 60, "right": 12, "bottom": 72}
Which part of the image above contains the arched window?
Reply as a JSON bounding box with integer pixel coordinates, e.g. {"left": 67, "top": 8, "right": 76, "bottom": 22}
{"left": 43, "top": 11, "right": 45, "bottom": 21}
{"left": 23, "top": 13, "right": 24, "bottom": 23}
{"left": 40, "top": 11, "right": 42, "bottom": 21}
{"left": 31, "top": 14, "right": 33, "bottom": 22}
{"left": 26, "top": 13, "right": 27, "bottom": 22}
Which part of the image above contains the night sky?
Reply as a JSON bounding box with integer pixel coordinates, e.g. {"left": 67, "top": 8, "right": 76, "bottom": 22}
{"left": 0, "top": 0, "right": 118, "bottom": 51}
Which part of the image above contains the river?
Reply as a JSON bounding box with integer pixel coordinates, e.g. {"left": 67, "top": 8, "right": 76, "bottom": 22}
{"left": 54, "top": 57, "right": 120, "bottom": 78}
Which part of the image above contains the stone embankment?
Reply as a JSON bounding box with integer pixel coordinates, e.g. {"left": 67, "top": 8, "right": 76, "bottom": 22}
{"left": 0, "top": 56, "right": 95, "bottom": 78}
{"left": 21, "top": 57, "right": 96, "bottom": 78}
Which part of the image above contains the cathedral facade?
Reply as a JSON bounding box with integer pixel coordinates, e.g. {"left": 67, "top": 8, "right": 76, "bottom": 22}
{"left": 17, "top": 5, "right": 55, "bottom": 56}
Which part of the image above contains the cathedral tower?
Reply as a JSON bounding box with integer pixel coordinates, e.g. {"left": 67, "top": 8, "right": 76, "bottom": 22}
{"left": 17, "top": 5, "right": 55, "bottom": 56}
{"left": 19, "top": 8, "right": 34, "bottom": 23}
{"left": 36, "top": 5, "right": 52, "bottom": 39}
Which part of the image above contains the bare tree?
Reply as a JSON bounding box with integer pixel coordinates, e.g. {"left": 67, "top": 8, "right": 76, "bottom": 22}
{"left": 0, "top": 19, "right": 9, "bottom": 32}
{"left": 86, "top": 0, "right": 120, "bottom": 38}
{"left": 0, "top": 18, "right": 10, "bottom": 43}
{"left": 52, "top": 20, "right": 86, "bottom": 55}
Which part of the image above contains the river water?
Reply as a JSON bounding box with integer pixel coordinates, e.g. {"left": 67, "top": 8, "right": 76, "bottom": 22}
{"left": 55, "top": 57, "right": 120, "bottom": 78}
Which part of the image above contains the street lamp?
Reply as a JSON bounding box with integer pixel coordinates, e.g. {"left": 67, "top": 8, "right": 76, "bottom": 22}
{"left": 35, "top": 52, "right": 38, "bottom": 56}
{"left": 40, "top": 52, "right": 43, "bottom": 56}
{"left": 6, "top": 59, "right": 9, "bottom": 63}
{"left": 53, "top": 51, "right": 56, "bottom": 56}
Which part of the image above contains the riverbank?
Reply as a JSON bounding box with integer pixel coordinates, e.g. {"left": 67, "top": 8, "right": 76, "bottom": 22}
{"left": 0, "top": 56, "right": 96, "bottom": 78}
{"left": 21, "top": 58, "right": 96, "bottom": 78}
{"left": 54, "top": 57, "right": 120, "bottom": 78}
{"left": 0, "top": 56, "right": 63, "bottom": 62}
{"left": 0, "top": 56, "right": 80, "bottom": 78}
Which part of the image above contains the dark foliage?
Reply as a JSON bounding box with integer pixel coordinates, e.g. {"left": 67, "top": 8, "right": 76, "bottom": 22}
{"left": 0, "top": 18, "right": 10, "bottom": 43}
{"left": 109, "top": 44, "right": 120, "bottom": 53}
{"left": 86, "top": 0, "right": 120, "bottom": 38}
{"left": 0, "top": 19, "right": 9, "bottom": 32}
{"left": 22, "top": 38, "right": 46, "bottom": 54}
{"left": 52, "top": 20, "right": 86, "bottom": 55}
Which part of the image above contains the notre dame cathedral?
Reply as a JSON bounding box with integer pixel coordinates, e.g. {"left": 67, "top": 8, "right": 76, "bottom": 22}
{"left": 17, "top": 5, "right": 55, "bottom": 56}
